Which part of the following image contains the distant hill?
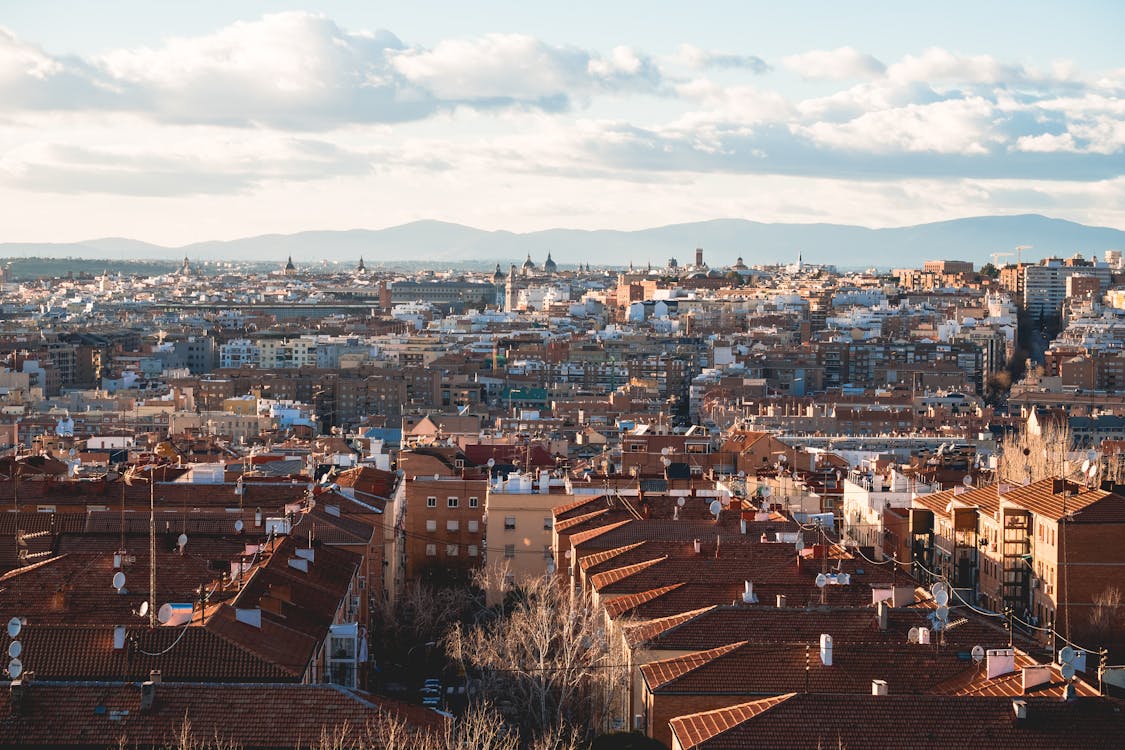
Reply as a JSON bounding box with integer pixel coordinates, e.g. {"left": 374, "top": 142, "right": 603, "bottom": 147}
{"left": 2, "top": 214, "right": 1122, "bottom": 269}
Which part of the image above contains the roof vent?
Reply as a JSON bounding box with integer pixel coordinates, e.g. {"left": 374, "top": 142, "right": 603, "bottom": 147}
{"left": 776, "top": 594, "right": 786, "bottom": 608}
{"left": 1012, "top": 698, "right": 1028, "bottom": 720}
{"left": 871, "top": 679, "right": 888, "bottom": 696}
{"left": 148, "top": 670, "right": 162, "bottom": 684}
{"left": 742, "top": 581, "right": 758, "bottom": 604}
{"left": 693, "top": 538, "right": 701, "bottom": 554}
{"left": 876, "top": 600, "right": 889, "bottom": 631}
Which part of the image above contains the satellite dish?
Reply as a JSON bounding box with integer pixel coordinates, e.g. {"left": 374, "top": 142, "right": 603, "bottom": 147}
{"left": 112, "top": 571, "right": 126, "bottom": 591}
{"left": 761, "top": 486, "right": 772, "bottom": 498}
{"left": 157, "top": 603, "right": 174, "bottom": 625}
{"left": 1081, "top": 459, "right": 1091, "bottom": 473}
{"left": 935, "top": 588, "right": 950, "bottom": 606}
{"left": 1088, "top": 464, "right": 1099, "bottom": 479}
{"left": 908, "top": 627, "right": 920, "bottom": 644}
{"left": 935, "top": 605, "right": 950, "bottom": 622}
{"left": 931, "top": 582, "right": 948, "bottom": 597}
{"left": 795, "top": 538, "right": 805, "bottom": 553}
{"left": 1059, "top": 646, "right": 1076, "bottom": 664}
{"left": 178, "top": 533, "right": 188, "bottom": 548}
{"left": 7, "top": 658, "right": 22, "bottom": 679}
{"left": 137, "top": 601, "right": 149, "bottom": 618}
{"left": 661, "top": 447, "right": 671, "bottom": 456}
{"left": 709, "top": 500, "right": 723, "bottom": 517}
{"left": 487, "top": 458, "right": 496, "bottom": 468}
{"left": 7, "top": 641, "right": 21, "bottom": 659}
{"left": 971, "top": 645, "right": 985, "bottom": 663}
{"left": 815, "top": 573, "right": 827, "bottom": 588}
{"left": 234, "top": 519, "right": 244, "bottom": 532}
{"left": 963, "top": 475, "right": 973, "bottom": 487}
{"left": 6, "top": 617, "right": 21, "bottom": 639}
{"left": 676, "top": 497, "right": 686, "bottom": 507}
{"left": 1061, "top": 662, "right": 1076, "bottom": 681}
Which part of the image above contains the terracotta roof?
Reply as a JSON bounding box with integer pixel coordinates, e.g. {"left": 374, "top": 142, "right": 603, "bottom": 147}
{"left": 670, "top": 694, "right": 793, "bottom": 749}
{"left": 603, "top": 583, "right": 685, "bottom": 618}
{"left": 932, "top": 650, "right": 1101, "bottom": 698}
{"left": 915, "top": 483, "right": 1002, "bottom": 516}
{"left": 588, "top": 556, "right": 668, "bottom": 590}
{"left": 641, "top": 641, "right": 746, "bottom": 689}
{"left": 669, "top": 694, "right": 1125, "bottom": 749}
{"left": 0, "top": 681, "right": 444, "bottom": 749}
{"left": 622, "top": 607, "right": 717, "bottom": 649}
{"left": 1002, "top": 479, "right": 1117, "bottom": 521}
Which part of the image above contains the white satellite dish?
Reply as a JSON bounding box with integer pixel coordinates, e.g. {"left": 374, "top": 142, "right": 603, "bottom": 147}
{"left": 971, "top": 645, "right": 985, "bottom": 663}
{"left": 1059, "top": 646, "right": 1076, "bottom": 664}
{"left": 234, "top": 519, "right": 244, "bottom": 532}
{"left": 963, "top": 475, "right": 973, "bottom": 487}
{"left": 1081, "top": 459, "right": 1091, "bottom": 473}
{"left": 7, "top": 641, "right": 21, "bottom": 659}
{"left": 661, "top": 447, "right": 671, "bottom": 456}
{"left": 815, "top": 573, "right": 827, "bottom": 588}
{"left": 112, "top": 571, "right": 126, "bottom": 591}
{"left": 1088, "top": 464, "right": 1099, "bottom": 479}
{"left": 178, "top": 533, "right": 188, "bottom": 548}
{"left": 761, "top": 486, "right": 772, "bottom": 498}
{"left": 676, "top": 497, "right": 686, "bottom": 507}
{"left": 157, "top": 603, "right": 174, "bottom": 625}
{"left": 935, "top": 605, "right": 950, "bottom": 622}
{"left": 6, "top": 617, "right": 21, "bottom": 639}
{"left": 1061, "top": 662, "right": 1076, "bottom": 681}
{"left": 931, "top": 581, "right": 948, "bottom": 597}
{"left": 137, "top": 601, "right": 149, "bottom": 619}
{"left": 935, "top": 588, "right": 950, "bottom": 606}
{"left": 709, "top": 500, "right": 723, "bottom": 517}
{"left": 908, "top": 627, "right": 920, "bottom": 644}
{"left": 7, "top": 657, "right": 22, "bottom": 679}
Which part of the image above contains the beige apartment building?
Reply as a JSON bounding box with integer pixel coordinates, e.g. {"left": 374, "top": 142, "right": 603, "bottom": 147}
{"left": 485, "top": 470, "right": 570, "bottom": 590}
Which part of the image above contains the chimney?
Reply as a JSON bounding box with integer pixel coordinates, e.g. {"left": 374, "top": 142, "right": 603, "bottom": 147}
{"left": 876, "top": 600, "right": 889, "bottom": 631}
{"left": 1012, "top": 699, "right": 1028, "bottom": 721}
{"left": 987, "top": 648, "right": 1016, "bottom": 680}
{"left": 9, "top": 679, "right": 26, "bottom": 716}
{"left": 140, "top": 680, "right": 156, "bottom": 712}
{"left": 113, "top": 625, "right": 127, "bottom": 651}
{"left": 742, "top": 581, "right": 758, "bottom": 604}
{"left": 693, "top": 538, "right": 701, "bottom": 554}
{"left": 819, "top": 634, "right": 833, "bottom": 666}
{"left": 1022, "top": 665, "right": 1051, "bottom": 693}
{"left": 1063, "top": 683, "right": 1077, "bottom": 702}
{"left": 740, "top": 518, "right": 747, "bottom": 534}
{"left": 871, "top": 679, "right": 888, "bottom": 696}
{"left": 776, "top": 594, "right": 787, "bottom": 608}
{"left": 149, "top": 670, "right": 162, "bottom": 684}
{"left": 235, "top": 607, "right": 262, "bottom": 629}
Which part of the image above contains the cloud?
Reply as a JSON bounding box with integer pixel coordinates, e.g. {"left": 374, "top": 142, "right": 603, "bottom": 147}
{"left": 673, "top": 44, "right": 769, "bottom": 73}
{"left": 783, "top": 47, "right": 885, "bottom": 80}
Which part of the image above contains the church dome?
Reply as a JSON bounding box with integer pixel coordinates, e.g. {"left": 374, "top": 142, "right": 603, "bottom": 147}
{"left": 543, "top": 251, "right": 557, "bottom": 273}
{"left": 522, "top": 253, "right": 536, "bottom": 270}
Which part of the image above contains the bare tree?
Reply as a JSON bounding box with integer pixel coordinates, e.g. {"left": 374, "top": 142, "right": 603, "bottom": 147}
{"left": 1089, "top": 585, "right": 1124, "bottom": 644}
{"left": 447, "top": 564, "right": 627, "bottom": 738}
{"left": 997, "top": 416, "right": 1074, "bottom": 484}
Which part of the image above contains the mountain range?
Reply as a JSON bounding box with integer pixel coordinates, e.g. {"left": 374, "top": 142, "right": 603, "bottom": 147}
{"left": 2, "top": 214, "right": 1123, "bottom": 269}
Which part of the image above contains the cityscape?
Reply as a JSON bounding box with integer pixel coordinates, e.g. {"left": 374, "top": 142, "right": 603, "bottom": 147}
{"left": 2, "top": 3, "right": 1125, "bottom": 749}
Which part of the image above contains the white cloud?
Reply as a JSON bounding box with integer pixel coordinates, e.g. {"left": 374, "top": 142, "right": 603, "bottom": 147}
{"left": 783, "top": 47, "right": 885, "bottom": 80}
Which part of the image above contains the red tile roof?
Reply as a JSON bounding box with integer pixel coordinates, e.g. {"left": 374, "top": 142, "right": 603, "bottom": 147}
{"left": 670, "top": 694, "right": 1125, "bottom": 749}
{"left": 0, "top": 681, "right": 444, "bottom": 748}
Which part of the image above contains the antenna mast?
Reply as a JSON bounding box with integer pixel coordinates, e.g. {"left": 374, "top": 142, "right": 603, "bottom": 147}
{"left": 149, "top": 470, "right": 156, "bottom": 629}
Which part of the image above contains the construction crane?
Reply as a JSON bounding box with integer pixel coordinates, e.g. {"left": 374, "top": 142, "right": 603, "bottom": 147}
{"left": 1015, "top": 244, "right": 1033, "bottom": 265}
{"left": 990, "top": 251, "right": 1014, "bottom": 267}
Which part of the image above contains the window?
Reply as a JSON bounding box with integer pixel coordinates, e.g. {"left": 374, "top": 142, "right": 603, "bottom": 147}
{"left": 543, "top": 517, "right": 553, "bottom": 531}
{"left": 468, "top": 545, "right": 479, "bottom": 557}
{"left": 425, "top": 544, "right": 437, "bottom": 556}
{"left": 447, "top": 520, "right": 459, "bottom": 532}
{"left": 504, "top": 544, "right": 516, "bottom": 558}
{"left": 469, "top": 496, "right": 479, "bottom": 508}
{"left": 504, "top": 516, "right": 517, "bottom": 530}
{"left": 446, "top": 544, "right": 459, "bottom": 556}
{"left": 426, "top": 496, "right": 437, "bottom": 508}
{"left": 426, "top": 520, "right": 437, "bottom": 532}
{"left": 447, "top": 496, "right": 459, "bottom": 508}
{"left": 468, "top": 520, "right": 479, "bottom": 533}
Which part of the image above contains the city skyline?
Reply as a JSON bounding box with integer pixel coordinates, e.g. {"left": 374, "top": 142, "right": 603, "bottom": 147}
{"left": 1, "top": 2, "right": 1124, "bottom": 247}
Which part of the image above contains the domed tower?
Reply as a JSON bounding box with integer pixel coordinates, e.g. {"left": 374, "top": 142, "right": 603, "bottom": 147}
{"left": 493, "top": 263, "right": 506, "bottom": 308}
{"left": 181, "top": 255, "right": 192, "bottom": 276}
{"left": 357, "top": 256, "right": 366, "bottom": 274}
{"left": 522, "top": 253, "right": 536, "bottom": 276}
{"left": 284, "top": 255, "right": 297, "bottom": 276}
{"left": 543, "top": 251, "right": 557, "bottom": 274}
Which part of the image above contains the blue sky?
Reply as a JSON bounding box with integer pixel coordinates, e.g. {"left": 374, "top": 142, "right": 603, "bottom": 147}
{"left": 1, "top": 2, "right": 1123, "bottom": 244}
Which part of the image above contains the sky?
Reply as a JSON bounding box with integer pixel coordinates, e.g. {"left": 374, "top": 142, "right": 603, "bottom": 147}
{"left": 1, "top": 1, "right": 1123, "bottom": 246}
